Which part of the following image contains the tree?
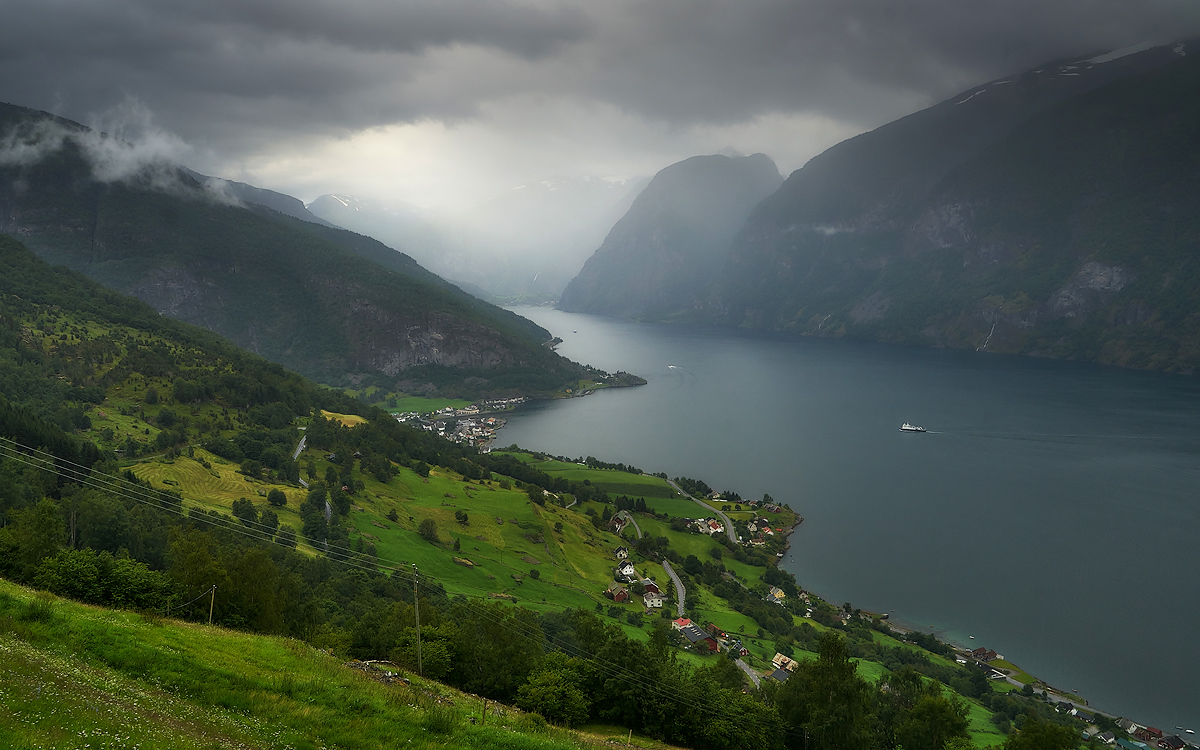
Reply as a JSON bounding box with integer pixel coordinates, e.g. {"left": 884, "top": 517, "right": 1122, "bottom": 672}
{"left": 895, "top": 693, "right": 970, "bottom": 750}
{"left": 529, "top": 568, "right": 540, "bottom": 579}
{"left": 231, "top": 498, "right": 258, "bottom": 528}
{"left": 455, "top": 509, "right": 468, "bottom": 526}
{"left": 777, "top": 632, "right": 874, "bottom": 750}
{"left": 267, "top": 489, "right": 287, "bottom": 507}
{"left": 260, "top": 509, "right": 279, "bottom": 536}
{"left": 418, "top": 518, "right": 438, "bottom": 543}
{"left": 515, "top": 654, "right": 591, "bottom": 726}
{"left": 8, "top": 499, "right": 65, "bottom": 578}
{"left": 1003, "top": 715, "right": 1079, "bottom": 750}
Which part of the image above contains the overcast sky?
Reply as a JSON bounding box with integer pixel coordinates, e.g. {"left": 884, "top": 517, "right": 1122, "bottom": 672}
{"left": 2, "top": 0, "right": 1197, "bottom": 208}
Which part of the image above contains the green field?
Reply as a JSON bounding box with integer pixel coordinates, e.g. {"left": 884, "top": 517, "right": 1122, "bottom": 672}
{"left": 0, "top": 580, "right": 607, "bottom": 750}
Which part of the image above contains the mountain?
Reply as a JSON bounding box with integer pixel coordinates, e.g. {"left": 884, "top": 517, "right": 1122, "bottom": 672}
{"left": 557, "top": 153, "right": 782, "bottom": 319}
{"left": 184, "top": 168, "right": 336, "bottom": 227}
{"left": 0, "top": 102, "right": 590, "bottom": 396}
{"left": 308, "top": 176, "right": 647, "bottom": 300}
{"left": 717, "top": 41, "right": 1200, "bottom": 371}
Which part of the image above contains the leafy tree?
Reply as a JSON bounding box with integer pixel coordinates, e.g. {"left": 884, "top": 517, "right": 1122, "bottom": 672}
{"left": 1003, "top": 715, "right": 1080, "bottom": 750}
{"left": 5, "top": 498, "right": 65, "bottom": 578}
{"left": 267, "top": 488, "right": 287, "bottom": 507}
{"left": 418, "top": 518, "right": 438, "bottom": 543}
{"left": 895, "top": 692, "right": 970, "bottom": 750}
{"left": 516, "top": 664, "right": 591, "bottom": 726}
{"left": 777, "top": 632, "right": 874, "bottom": 750}
{"left": 231, "top": 498, "right": 258, "bottom": 528}
{"left": 260, "top": 509, "right": 279, "bottom": 535}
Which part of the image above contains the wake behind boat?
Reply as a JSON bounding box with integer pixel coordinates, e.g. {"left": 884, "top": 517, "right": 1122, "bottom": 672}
{"left": 900, "top": 423, "right": 927, "bottom": 433}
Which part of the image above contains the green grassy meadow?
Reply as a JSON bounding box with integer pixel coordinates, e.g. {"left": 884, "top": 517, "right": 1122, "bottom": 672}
{"left": 0, "top": 580, "right": 619, "bottom": 750}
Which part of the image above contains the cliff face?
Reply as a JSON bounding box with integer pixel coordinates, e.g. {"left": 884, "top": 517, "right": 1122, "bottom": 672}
{"left": 558, "top": 153, "right": 781, "bottom": 320}
{"left": 0, "top": 102, "right": 583, "bottom": 393}
{"left": 713, "top": 42, "right": 1200, "bottom": 372}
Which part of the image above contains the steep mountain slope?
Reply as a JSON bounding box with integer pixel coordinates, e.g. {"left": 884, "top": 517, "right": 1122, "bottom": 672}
{"left": 309, "top": 176, "right": 647, "bottom": 300}
{"left": 184, "top": 167, "right": 336, "bottom": 227}
{"left": 719, "top": 42, "right": 1200, "bottom": 371}
{"left": 558, "top": 153, "right": 781, "bottom": 319}
{"left": 0, "top": 102, "right": 586, "bottom": 395}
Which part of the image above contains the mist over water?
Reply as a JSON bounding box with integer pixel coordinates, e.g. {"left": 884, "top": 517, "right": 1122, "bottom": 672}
{"left": 499, "top": 306, "right": 1200, "bottom": 730}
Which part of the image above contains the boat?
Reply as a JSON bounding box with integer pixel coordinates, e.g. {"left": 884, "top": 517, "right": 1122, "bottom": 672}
{"left": 900, "top": 423, "right": 927, "bottom": 432}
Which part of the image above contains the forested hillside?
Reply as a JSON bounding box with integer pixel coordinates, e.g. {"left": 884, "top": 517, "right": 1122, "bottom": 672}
{"left": 0, "top": 235, "right": 1104, "bottom": 749}
{"left": 0, "top": 101, "right": 585, "bottom": 396}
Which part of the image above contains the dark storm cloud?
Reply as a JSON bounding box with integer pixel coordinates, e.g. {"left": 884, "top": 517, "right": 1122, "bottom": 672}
{"left": 0, "top": 0, "right": 1197, "bottom": 157}
{"left": 572, "top": 0, "right": 1200, "bottom": 124}
{"left": 0, "top": 0, "right": 591, "bottom": 149}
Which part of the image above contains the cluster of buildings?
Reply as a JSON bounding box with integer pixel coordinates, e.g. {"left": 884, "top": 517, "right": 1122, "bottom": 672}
{"left": 418, "top": 416, "right": 506, "bottom": 448}
{"left": 607, "top": 548, "right": 667, "bottom": 609}
{"left": 682, "top": 517, "right": 725, "bottom": 536}
{"left": 1103, "top": 722, "right": 1193, "bottom": 750}
{"left": 671, "top": 618, "right": 750, "bottom": 657}
{"left": 745, "top": 517, "right": 783, "bottom": 546}
{"left": 393, "top": 397, "right": 527, "bottom": 448}
{"left": 394, "top": 397, "right": 527, "bottom": 423}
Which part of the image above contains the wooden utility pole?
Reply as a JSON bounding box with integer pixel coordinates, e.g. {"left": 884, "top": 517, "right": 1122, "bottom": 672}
{"left": 208, "top": 585, "right": 216, "bottom": 626}
{"left": 413, "top": 564, "right": 422, "bottom": 676}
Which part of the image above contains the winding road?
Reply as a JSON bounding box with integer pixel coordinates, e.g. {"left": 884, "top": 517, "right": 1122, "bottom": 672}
{"left": 661, "top": 560, "right": 686, "bottom": 617}
{"left": 664, "top": 478, "right": 737, "bottom": 544}
{"left": 616, "top": 510, "right": 643, "bottom": 539}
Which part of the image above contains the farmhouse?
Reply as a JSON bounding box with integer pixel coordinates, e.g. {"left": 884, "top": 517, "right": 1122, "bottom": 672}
{"left": 606, "top": 582, "right": 630, "bottom": 603}
{"left": 679, "top": 624, "right": 719, "bottom": 652}
{"left": 772, "top": 653, "right": 800, "bottom": 672}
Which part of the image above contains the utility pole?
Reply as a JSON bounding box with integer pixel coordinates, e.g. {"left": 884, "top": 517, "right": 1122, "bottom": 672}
{"left": 208, "top": 585, "right": 216, "bottom": 626}
{"left": 413, "top": 564, "right": 422, "bottom": 676}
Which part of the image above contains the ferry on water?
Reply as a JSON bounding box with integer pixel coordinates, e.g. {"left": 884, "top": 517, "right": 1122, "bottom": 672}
{"left": 900, "top": 423, "right": 927, "bottom": 433}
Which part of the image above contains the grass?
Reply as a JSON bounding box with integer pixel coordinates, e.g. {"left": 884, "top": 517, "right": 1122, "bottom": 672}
{"left": 989, "top": 659, "right": 1035, "bottom": 685}
{"left": 320, "top": 409, "right": 369, "bottom": 427}
{"left": 389, "top": 395, "right": 474, "bottom": 414}
{"left": 0, "top": 580, "right": 603, "bottom": 750}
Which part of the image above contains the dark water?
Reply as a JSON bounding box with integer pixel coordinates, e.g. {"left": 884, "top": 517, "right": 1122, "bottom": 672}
{"left": 499, "top": 306, "right": 1200, "bottom": 729}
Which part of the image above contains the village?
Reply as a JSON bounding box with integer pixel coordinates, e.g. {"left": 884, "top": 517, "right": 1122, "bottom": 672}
{"left": 392, "top": 397, "right": 527, "bottom": 449}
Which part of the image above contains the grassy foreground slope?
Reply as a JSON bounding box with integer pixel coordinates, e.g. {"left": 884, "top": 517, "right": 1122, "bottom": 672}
{"left": 0, "top": 579, "right": 670, "bottom": 750}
